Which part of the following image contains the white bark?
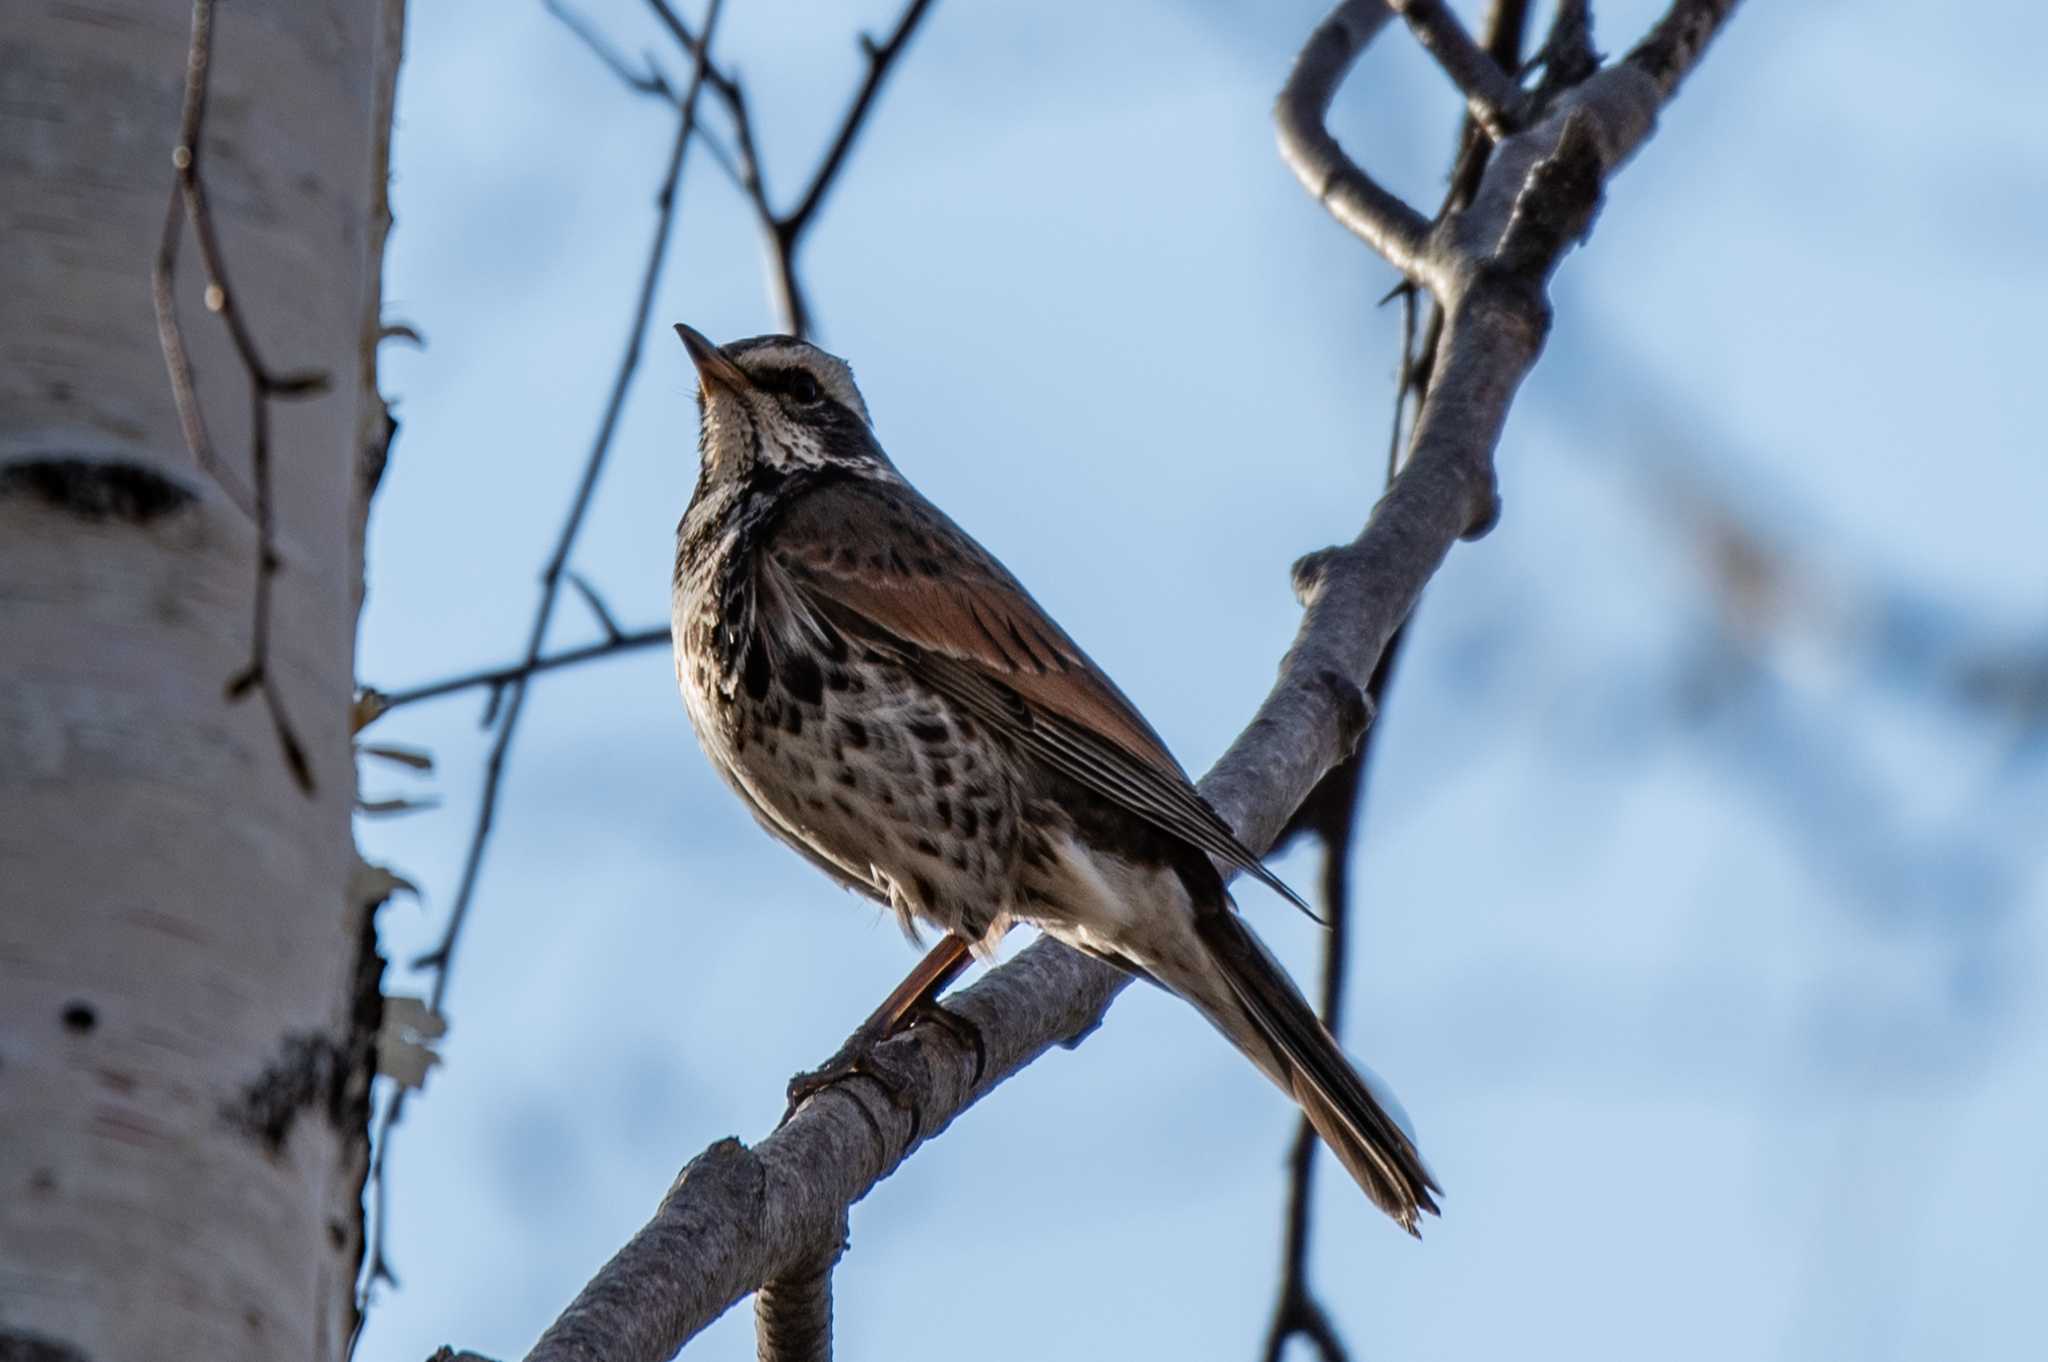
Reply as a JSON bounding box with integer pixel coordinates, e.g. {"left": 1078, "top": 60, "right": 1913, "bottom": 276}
{"left": 0, "top": 5, "right": 401, "bottom": 1360}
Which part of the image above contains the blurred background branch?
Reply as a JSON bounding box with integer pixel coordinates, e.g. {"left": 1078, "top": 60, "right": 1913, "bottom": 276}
{"left": 352, "top": 0, "right": 941, "bottom": 1341}
{"left": 352, "top": 0, "right": 727, "bottom": 1327}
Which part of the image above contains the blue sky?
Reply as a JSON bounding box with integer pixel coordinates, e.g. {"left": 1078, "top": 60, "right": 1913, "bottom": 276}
{"left": 355, "top": 2, "right": 2047, "bottom": 1358}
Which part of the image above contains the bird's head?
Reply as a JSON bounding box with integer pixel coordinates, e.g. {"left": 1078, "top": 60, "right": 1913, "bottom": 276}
{"left": 674, "top": 324, "right": 883, "bottom": 483}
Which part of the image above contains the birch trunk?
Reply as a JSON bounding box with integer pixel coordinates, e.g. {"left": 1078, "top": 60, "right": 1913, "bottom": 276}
{"left": 0, "top": 4, "right": 402, "bottom": 1359}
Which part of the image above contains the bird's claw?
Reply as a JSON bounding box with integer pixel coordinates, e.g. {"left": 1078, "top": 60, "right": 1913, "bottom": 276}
{"left": 903, "top": 996, "right": 987, "bottom": 1089}
{"left": 779, "top": 999, "right": 987, "bottom": 1142}
{"left": 782, "top": 1018, "right": 926, "bottom": 1145}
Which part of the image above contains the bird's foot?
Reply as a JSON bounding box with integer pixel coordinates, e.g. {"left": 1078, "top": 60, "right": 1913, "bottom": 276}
{"left": 780, "top": 998, "right": 986, "bottom": 1141}
{"left": 902, "top": 994, "right": 987, "bottom": 1089}
{"left": 781, "top": 1015, "right": 920, "bottom": 1139}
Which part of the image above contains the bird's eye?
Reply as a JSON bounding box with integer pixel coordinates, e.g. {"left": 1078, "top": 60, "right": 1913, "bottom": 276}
{"left": 786, "top": 372, "right": 822, "bottom": 404}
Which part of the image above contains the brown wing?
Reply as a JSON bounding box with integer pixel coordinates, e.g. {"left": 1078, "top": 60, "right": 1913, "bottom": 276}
{"left": 765, "top": 476, "right": 1310, "bottom": 914}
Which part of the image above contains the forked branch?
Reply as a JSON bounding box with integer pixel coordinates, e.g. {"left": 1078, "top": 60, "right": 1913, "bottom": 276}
{"left": 643, "top": 0, "right": 937, "bottom": 337}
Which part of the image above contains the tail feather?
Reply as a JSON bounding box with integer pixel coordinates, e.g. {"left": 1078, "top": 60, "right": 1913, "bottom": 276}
{"left": 1191, "top": 908, "right": 1441, "bottom": 1234}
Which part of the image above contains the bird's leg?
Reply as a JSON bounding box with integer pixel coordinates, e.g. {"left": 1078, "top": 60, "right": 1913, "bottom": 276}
{"left": 782, "top": 934, "right": 983, "bottom": 1130}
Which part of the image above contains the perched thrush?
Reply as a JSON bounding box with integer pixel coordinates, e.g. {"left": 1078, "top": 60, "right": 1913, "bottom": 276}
{"left": 669, "top": 325, "right": 1439, "bottom": 1232}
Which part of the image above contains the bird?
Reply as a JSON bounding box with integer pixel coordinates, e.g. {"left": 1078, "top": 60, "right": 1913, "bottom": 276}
{"left": 668, "top": 323, "right": 1440, "bottom": 1232}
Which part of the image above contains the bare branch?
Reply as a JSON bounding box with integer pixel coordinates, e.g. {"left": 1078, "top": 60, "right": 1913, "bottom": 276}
{"left": 1259, "top": 9, "right": 1538, "bottom": 1354}
{"left": 645, "top": 0, "right": 938, "bottom": 337}
{"left": 356, "top": 0, "right": 729, "bottom": 1321}
{"left": 411, "top": 0, "right": 725, "bottom": 985}
{"left": 1388, "top": 281, "right": 1418, "bottom": 482}
{"left": 547, "top": 0, "right": 675, "bottom": 98}
{"left": 1274, "top": 3, "right": 1433, "bottom": 282}
{"left": 1396, "top": 0, "right": 1534, "bottom": 443}
{"left": 368, "top": 626, "right": 667, "bottom": 717}
{"left": 565, "top": 571, "right": 628, "bottom": 642}
{"left": 446, "top": 3, "right": 1747, "bottom": 1357}
{"left": 1626, "top": 0, "right": 1742, "bottom": 99}
{"left": 753, "top": 1233, "right": 843, "bottom": 1362}
{"left": 783, "top": 0, "right": 935, "bottom": 240}
{"left": 152, "top": 0, "right": 325, "bottom": 792}
{"left": 1529, "top": 0, "right": 1600, "bottom": 102}
{"left": 1258, "top": 747, "right": 1366, "bottom": 1362}
{"left": 1386, "top": 0, "right": 1526, "bottom": 140}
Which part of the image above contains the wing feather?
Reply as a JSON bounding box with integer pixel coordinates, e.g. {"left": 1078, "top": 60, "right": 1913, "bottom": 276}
{"left": 767, "top": 478, "right": 1310, "bottom": 914}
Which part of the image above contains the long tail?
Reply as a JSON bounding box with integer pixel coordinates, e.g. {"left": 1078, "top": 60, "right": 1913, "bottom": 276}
{"left": 1187, "top": 907, "right": 1441, "bottom": 1234}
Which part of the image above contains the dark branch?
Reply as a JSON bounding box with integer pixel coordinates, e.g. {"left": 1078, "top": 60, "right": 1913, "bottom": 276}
{"left": 356, "top": 0, "right": 729, "bottom": 1323}
{"left": 783, "top": 0, "right": 935, "bottom": 239}
{"left": 1274, "top": 4, "right": 1432, "bottom": 282}
{"left": 644, "top": 0, "right": 937, "bottom": 338}
{"left": 565, "top": 571, "right": 628, "bottom": 643}
{"left": 152, "top": 0, "right": 323, "bottom": 793}
{"left": 1259, "top": 625, "right": 1407, "bottom": 1362}
{"left": 1386, "top": 0, "right": 1525, "bottom": 140}
{"left": 1388, "top": 281, "right": 1418, "bottom": 483}
{"left": 366, "top": 625, "right": 667, "bottom": 717}
{"left": 1260, "top": 10, "right": 1540, "bottom": 1351}
{"left": 1528, "top": 0, "right": 1600, "bottom": 104}
{"left": 1398, "top": 0, "right": 1535, "bottom": 436}
{"left": 411, "top": 0, "right": 724, "bottom": 987}
{"left": 753, "top": 1233, "right": 843, "bottom": 1362}
{"left": 1626, "top": 0, "right": 1742, "bottom": 99}
{"left": 546, "top": 0, "right": 675, "bottom": 98}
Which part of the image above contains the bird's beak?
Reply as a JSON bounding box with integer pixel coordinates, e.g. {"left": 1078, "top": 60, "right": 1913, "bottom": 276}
{"left": 674, "top": 323, "right": 751, "bottom": 396}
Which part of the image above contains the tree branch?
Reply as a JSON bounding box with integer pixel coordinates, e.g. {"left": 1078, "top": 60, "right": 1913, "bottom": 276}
{"left": 783, "top": 0, "right": 935, "bottom": 239}
{"left": 1385, "top": 0, "right": 1525, "bottom": 140}
{"left": 362, "top": 626, "right": 668, "bottom": 720}
{"left": 546, "top": 0, "right": 676, "bottom": 98}
{"left": 358, "top": 0, "right": 728, "bottom": 1323}
{"left": 439, "top": 3, "right": 1746, "bottom": 1357}
{"left": 153, "top": 0, "right": 326, "bottom": 792}
{"left": 644, "top": 0, "right": 937, "bottom": 338}
{"left": 380, "top": 4, "right": 941, "bottom": 1341}
{"left": 753, "top": 1231, "right": 843, "bottom": 1362}
{"left": 410, "top": 0, "right": 723, "bottom": 984}
{"left": 1273, "top": 5, "right": 1432, "bottom": 281}
{"left": 1261, "top": 5, "right": 1534, "bottom": 1354}
{"left": 1626, "top": 0, "right": 1742, "bottom": 99}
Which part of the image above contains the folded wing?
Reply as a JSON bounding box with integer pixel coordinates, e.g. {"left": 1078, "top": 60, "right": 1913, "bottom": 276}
{"left": 765, "top": 476, "right": 1310, "bottom": 915}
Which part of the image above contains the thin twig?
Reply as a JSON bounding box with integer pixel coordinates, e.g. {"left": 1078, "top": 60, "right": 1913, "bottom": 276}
{"left": 354, "top": 0, "right": 729, "bottom": 1321}
{"left": 565, "top": 571, "right": 628, "bottom": 642}
{"left": 1273, "top": 3, "right": 1434, "bottom": 284}
{"left": 546, "top": 1, "right": 753, "bottom": 181}
{"left": 1400, "top": 0, "right": 1534, "bottom": 409}
{"left": 1258, "top": 625, "right": 1405, "bottom": 1362}
{"left": 413, "top": 0, "right": 723, "bottom": 985}
{"left": 546, "top": 0, "right": 674, "bottom": 97}
{"left": 1388, "top": 282, "right": 1418, "bottom": 485}
{"left": 1528, "top": 0, "right": 1601, "bottom": 105}
{"left": 783, "top": 0, "right": 936, "bottom": 240}
{"left": 367, "top": 626, "right": 668, "bottom": 717}
{"left": 1259, "top": 296, "right": 1424, "bottom": 1362}
{"left": 642, "top": 0, "right": 937, "bottom": 338}
{"left": 1386, "top": 0, "right": 1526, "bottom": 140}
{"left": 1263, "top": 4, "right": 1529, "bottom": 1358}
{"left": 152, "top": 0, "right": 324, "bottom": 793}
